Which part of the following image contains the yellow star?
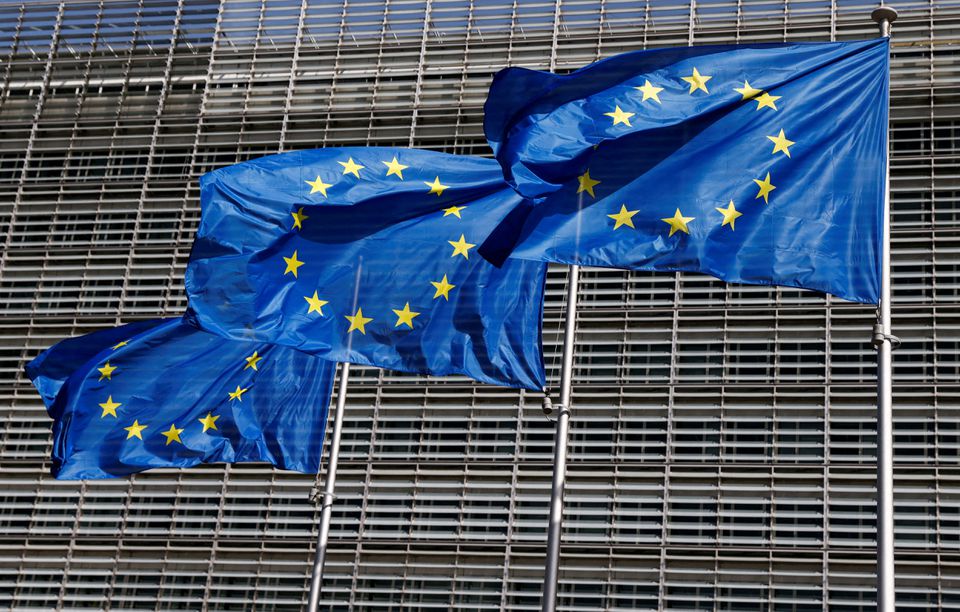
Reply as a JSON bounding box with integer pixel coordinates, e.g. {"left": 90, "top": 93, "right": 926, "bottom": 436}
{"left": 607, "top": 204, "right": 639, "bottom": 230}
{"left": 305, "top": 175, "right": 332, "bottom": 196}
{"left": 244, "top": 351, "right": 262, "bottom": 371}
{"left": 304, "top": 291, "right": 328, "bottom": 315}
{"left": 291, "top": 207, "right": 309, "bottom": 230}
{"left": 124, "top": 420, "right": 147, "bottom": 440}
{"left": 753, "top": 172, "right": 776, "bottom": 203}
{"left": 576, "top": 170, "right": 601, "bottom": 198}
{"left": 681, "top": 67, "right": 712, "bottom": 94}
{"left": 198, "top": 412, "right": 220, "bottom": 433}
{"left": 99, "top": 395, "right": 121, "bottom": 418}
{"left": 604, "top": 105, "right": 634, "bottom": 127}
{"left": 382, "top": 156, "right": 408, "bottom": 179}
{"left": 111, "top": 340, "right": 128, "bottom": 350}
{"left": 734, "top": 80, "right": 762, "bottom": 100}
{"left": 425, "top": 176, "right": 448, "bottom": 196}
{"left": 634, "top": 79, "right": 663, "bottom": 103}
{"left": 431, "top": 275, "right": 456, "bottom": 300}
{"left": 392, "top": 302, "right": 421, "bottom": 329}
{"left": 283, "top": 250, "right": 304, "bottom": 277}
{"left": 448, "top": 234, "right": 476, "bottom": 259}
{"left": 767, "top": 129, "right": 795, "bottom": 157}
{"left": 161, "top": 424, "right": 184, "bottom": 446}
{"left": 442, "top": 205, "right": 466, "bottom": 218}
{"left": 228, "top": 385, "right": 249, "bottom": 401}
{"left": 661, "top": 208, "right": 695, "bottom": 237}
{"left": 98, "top": 362, "right": 116, "bottom": 381}
{"left": 755, "top": 92, "right": 781, "bottom": 111}
{"left": 338, "top": 157, "right": 364, "bottom": 178}
{"left": 715, "top": 200, "right": 743, "bottom": 230}
{"left": 345, "top": 307, "right": 373, "bottom": 334}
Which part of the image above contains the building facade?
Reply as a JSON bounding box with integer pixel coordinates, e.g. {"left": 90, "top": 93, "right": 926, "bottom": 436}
{"left": 0, "top": 0, "right": 957, "bottom": 609}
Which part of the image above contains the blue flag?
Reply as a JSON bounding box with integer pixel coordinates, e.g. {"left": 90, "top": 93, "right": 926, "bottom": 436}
{"left": 26, "top": 318, "right": 336, "bottom": 479}
{"left": 482, "top": 38, "right": 889, "bottom": 303}
{"left": 184, "top": 148, "right": 547, "bottom": 390}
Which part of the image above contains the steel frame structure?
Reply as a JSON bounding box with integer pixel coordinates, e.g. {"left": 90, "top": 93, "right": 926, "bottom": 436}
{"left": 0, "top": 0, "right": 958, "bottom": 609}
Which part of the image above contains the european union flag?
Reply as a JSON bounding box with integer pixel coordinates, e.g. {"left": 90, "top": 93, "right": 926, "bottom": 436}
{"left": 26, "top": 318, "right": 335, "bottom": 479}
{"left": 482, "top": 38, "right": 889, "bottom": 303}
{"left": 185, "top": 148, "right": 547, "bottom": 390}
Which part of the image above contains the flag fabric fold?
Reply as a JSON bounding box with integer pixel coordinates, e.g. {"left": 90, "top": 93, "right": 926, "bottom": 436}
{"left": 26, "top": 318, "right": 335, "bottom": 479}
{"left": 185, "top": 148, "right": 548, "bottom": 391}
{"left": 482, "top": 38, "right": 889, "bottom": 303}
{"left": 28, "top": 319, "right": 169, "bottom": 409}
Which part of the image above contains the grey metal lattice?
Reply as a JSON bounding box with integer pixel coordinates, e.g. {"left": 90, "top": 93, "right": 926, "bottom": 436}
{"left": 0, "top": 0, "right": 958, "bottom": 609}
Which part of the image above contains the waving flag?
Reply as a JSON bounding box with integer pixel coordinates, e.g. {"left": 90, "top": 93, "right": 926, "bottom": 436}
{"left": 482, "top": 38, "right": 889, "bottom": 303}
{"left": 26, "top": 318, "right": 335, "bottom": 479}
{"left": 185, "top": 148, "right": 547, "bottom": 390}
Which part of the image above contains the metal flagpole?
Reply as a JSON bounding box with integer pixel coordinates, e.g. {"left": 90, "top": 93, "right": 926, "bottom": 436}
{"left": 307, "top": 258, "right": 362, "bottom": 610}
{"left": 541, "top": 263, "right": 580, "bottom": 612}
{"left": 541, "top": 186, "right": 587, "bottom": 611}
{"left": 871, "top": 6, "right": 898, "bottom": 612}
{"left": 307, "top": 360, "right": 351, "bottom": 611}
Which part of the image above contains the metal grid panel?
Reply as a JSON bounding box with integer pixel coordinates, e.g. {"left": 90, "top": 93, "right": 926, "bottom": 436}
{"left": 0, "top": 0, "right": 958, "bottom": 609}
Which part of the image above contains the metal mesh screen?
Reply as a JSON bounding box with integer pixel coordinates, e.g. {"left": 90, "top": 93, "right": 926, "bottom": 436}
{"left": 0, "top": 0, "right": 958, "bottom": 609}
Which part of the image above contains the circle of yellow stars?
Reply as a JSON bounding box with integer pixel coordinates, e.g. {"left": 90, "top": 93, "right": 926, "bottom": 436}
{"left": 585, "top": 67, "right": 793, "bottom": 239}
{"left": 94, "top": 337, "right": 252, "bottom": 448}
{"left": 282, "top": 153, "right": 477, "bottom": 337}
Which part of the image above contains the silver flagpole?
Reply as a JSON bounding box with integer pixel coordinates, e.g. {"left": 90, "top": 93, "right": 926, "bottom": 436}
{"left": 307, "top": 361, "right": 351, "bottom": 611}
{"left": 307, "top": 259, "right": 362, "bottom": 610}
{"left": 871, "top": 6, "right": 898, "bottom": 612}
{"left": 541, "top": 263, "right": 580, "bottom": 612}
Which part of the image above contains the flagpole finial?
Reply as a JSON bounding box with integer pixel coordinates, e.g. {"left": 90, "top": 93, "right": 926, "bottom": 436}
{"left": 871, "top": 6, "right": 898, "bottom": 37}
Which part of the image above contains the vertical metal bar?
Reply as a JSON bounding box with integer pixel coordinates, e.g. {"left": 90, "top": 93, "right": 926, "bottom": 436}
{"left": 498, "top": 461, "right": 520, "bottom": 611}
{"left": 871, "top": 6, "right": 897, "bottom": 612}
{"left": 0, "top": 1, "right": 63, "bottom": 283}
{"left": 38, "top": 0, "right": 103, "bottom": 301}
{"left": 163, "top": 0, "right": 225, "bottom": 312}
{"left": 363, "top": 0, "right": 393, "bottom": 144}
{"left": 348, "top": 370, "right": 380, "bottom": 608}
{"left": 114, "top": 0, "right": 184, "bottom": 322}
{"left": 541, "top": 263, "right": 580, "bottom": 612}
{"left": 320, "top": 0, "right": 351, "bottom": 148}
{"left": 307, "top": 361, "right": 351, "bottom": 611}
{"left": 232, "top": 0, "right": 267, "bottom": 164}
{"left": 308, "top": 260, "right": 363, "bottom": 609}
{"left": 548, "top": 0, "right": 562, "bottom": 71}
{"left": 200, "top": 463, "right": 232, "bottom": 612}
{"left": 278, "top": 0, "right": 309, "bottom": 152}
{"left": 451, "top": 0, "right": 476, "bottom": 147}
{"left": 98, "top": 6, "right": 146, "bottom": 609}
{"left": 53, "top": 8, "right": 106, "bottom": 602}
{"left": 407, "top": 0, "right": 433, "bottom": 147}
{"left": 657, "top": 281, "right": 680, "bottom": 611}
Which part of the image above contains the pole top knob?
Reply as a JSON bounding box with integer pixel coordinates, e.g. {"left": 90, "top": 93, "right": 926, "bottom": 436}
{"left": 871, "top": 6, "right": 899, "bottom": 25}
